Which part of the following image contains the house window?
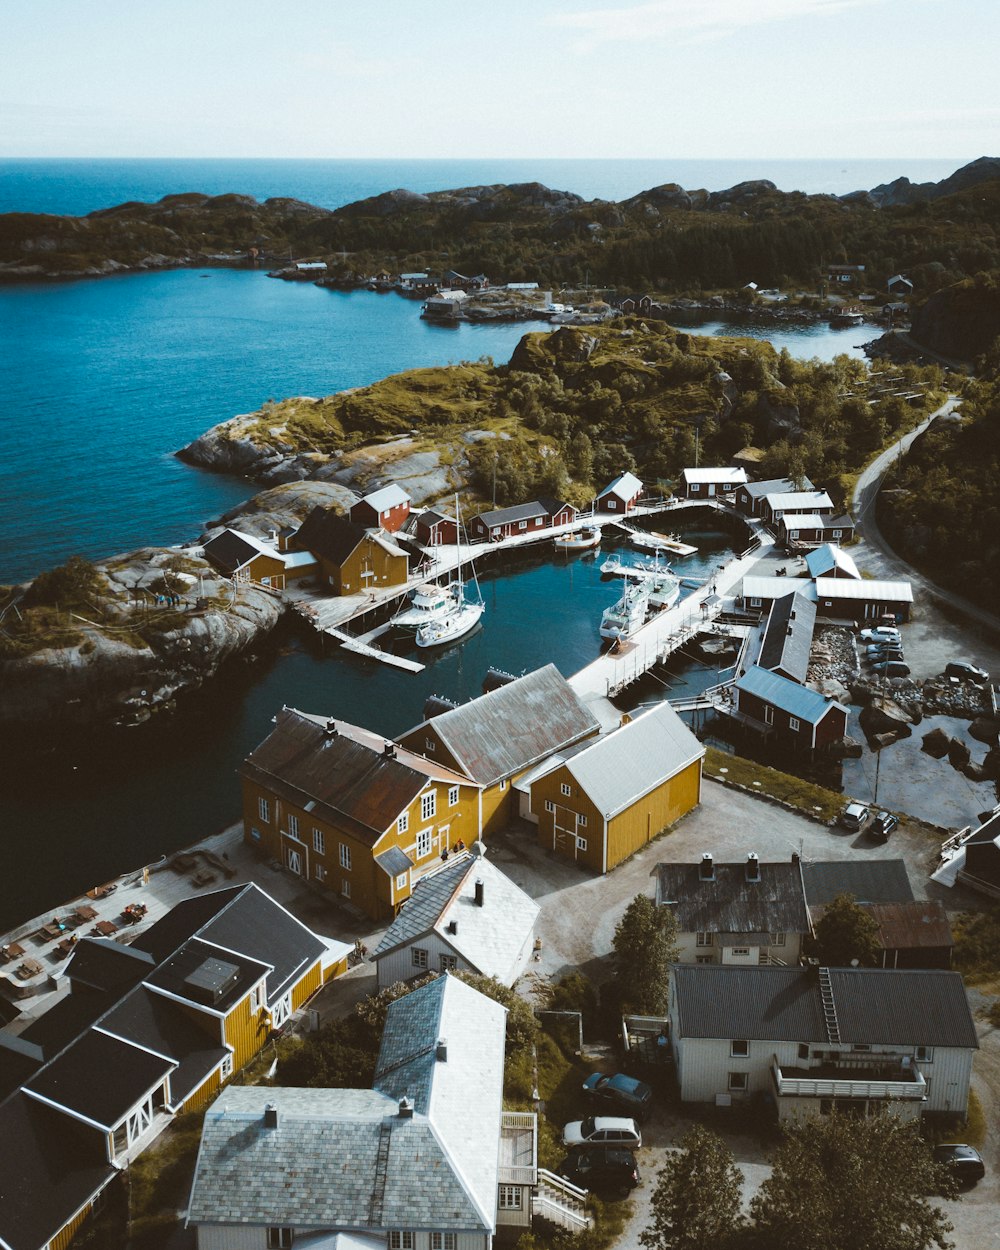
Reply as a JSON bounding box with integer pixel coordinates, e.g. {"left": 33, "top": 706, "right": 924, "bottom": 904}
{"left": 315, "top": 864, "right": 327, "bottom": 883}
{"left": 287, "top": 813, "right": 299, "bottom": 838}
{"left": 690, "top": 483, "right": 701, "bottom": 493}
{"left": 313, "top": 828, "right": 325, "bottom": 855}
{"left": 268, "top": 1229, "right": 294, "bottom": 1249}
{"left": 250, "top": 983, "right": 265, "bottom": 1011}
{"left": 763, "top": 706, "right": 774, "bottom": 726}
{"left": 789, "top": 717, "right": 801, "bottom": 733}
{"left": 221, "top": 1053, "right": 233, "bottom": 1079}
{"left": 696, "top": 955, "right": 713, "bottom": 964}
{"left": 731, "top": 948, "right": 750, "bottom": 957}
{"left": 340, "top": 843, "right": 352, "bottom": 870}
{"left": 448, "top": 786, "right": 459, "bottom": 807}
{"left": 728, "top": 1072, "right": 748, "bottom": 1092}
{"left": 398, "top": 812, "right": 409, "bottom": 835}
{"left": 798, "top": 1043, "right": 810, "bottom": 1060}
{"left": 498, "top": 1186, "right": 523, "bottom": 1210}
{"left": 341, "top": 879, "right": 351, "bottom": 899}
{"left": 769, "top": 932, "right": 786, "bottom": 946}
{"left": 396, "top": 873, "right": 408, "bottom": 890}
{"left": 440, "top": 954, "right": 458, "bottom": 972}
{"left": 750, "top": 597, "right": 762, "bottom": 608}
{"left": 388, "top": 1235, "right": 414, "bottom": 1250}
{"left": 731, "top": 1040, "right": 749, "bottom": 1057}
{"left": 416, "top": 828, "right": 432, "bottom": 859}
{"left": 431, "top": 1236, "right": 457, "bottom": 1250}
{"left": 576, "top": 836, "right": 588, "bottom": 851}
{"left": 421, "top": 792, "right": 436, "bottom": 821}
{"left": 424, "top": 737, "right": 436, "bottom": 753}
{"left": 498, "top": 779, "right": 507, "bottom": 791}
{"left": 258, "top": 797, "right": 270, "bottom": 823}
{"left": 832, "top": 529, "right": 843, "bottom": 538}
{"left": 852, "top": 1044, "right": 871, "bottom": 1052}
{"left": 696, "top": 933, "right": 714, "bottom": 947}
{"left": 561, "top": 783, "right": 571, "bottom": 797}
{"left": 251, "top": 827, "right": 262, "bottom": 842}
{"left": 545, "top": 800, "right": 555, "bottom": 814}
{"left": 915, "top": 1046, "right": 934, "bottom": 1062}
{"left": 412, "top": 948, "right": 428, "bottom": 970}
{"left": 790, "top": 530, "right": 799, "bottom": 540}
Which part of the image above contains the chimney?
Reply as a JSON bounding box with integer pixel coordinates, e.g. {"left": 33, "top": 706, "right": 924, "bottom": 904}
{"left": 699, "top": 853, "right": 714, "bottom": 882}
{"left": 474, "top": 879, "right": 485, "bottom": 907}
{"left": 325, "top": 719, "right": 338, "bottom": 737}
{"left": 791, "top": 849, "right": 800, "bottom": 864}
{"left": 436, "top": 1039, "right": 448, "bottom": 1061}
{"left": 384, "top": 741, "right": 396, "bottom": 758}
{"left": 746, "top": 852, "right": 761, "bottom": 883}
{"left": 447, "top": 920, "right": 458, "bottom": 935}
{"left": 398, "top": 1096, "right": 414, "bottom": 1119}
{"left": 263, "top": 1103, "right": 279, "bottom": 1129}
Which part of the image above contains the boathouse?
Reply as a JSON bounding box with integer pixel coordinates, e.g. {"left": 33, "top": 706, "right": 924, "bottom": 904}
{"left": 750, "top": 591, "right": 816, "bottom": 685}
{"left": 468, "top": 498, "right": 576, "bottom": 542}
{"left": 201, "top": 527, "right": 317, "bottom": 590}
{"left": 732, "top": 476, "right": 813, "bottom": 516}
{"left": 291, "top": 507, "right": 409, "bottom": 595}
{"left": 680, "top": 466, "right": 748, "bottom": 500}
{"left": 731, "top": 665, "right": 847, "bottom": 750}
{"left": 814, "top": 576, "right": 913, "bottom": 623}
{"left": 596, "top": 471, "right": 643, "bottom": 514}
{"left": 349, "top": 484, "right": 412, "bottom": 533}
{"left": 779, "top": 512, "right": 855, "bottom": 549}
{"left": 526, "top": 702, "right": 704, "bottom": 873}
{"left": 412, "top": 507, "right": 459, "bottom": 546}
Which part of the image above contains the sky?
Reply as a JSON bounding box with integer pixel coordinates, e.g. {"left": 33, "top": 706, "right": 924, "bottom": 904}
{"left": 1, "top": 0, "right": 998, "bottom": 159}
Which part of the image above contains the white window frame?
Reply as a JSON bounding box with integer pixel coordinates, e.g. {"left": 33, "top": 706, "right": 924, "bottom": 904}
{"left": 561, "top": 782, "right": 571, "bottom": 797}
{"left": 544, "top": 800, "right": 555, "bottom": 814}
{"left": 341, "top": 879, "right": 351, "bottom": 899}
{"left": 421, "top": 791, "right": 436, "bottom": 821}
{"left": 576, "top": 836, "right": 588, "bottom": 851}
{"left": 258, "top": 796, "right": 270, "bottom": 823}
{"left": 832, "top": 528, "right": 843, "bottom": 538}
{"left": 518, "top": 519, "right": 527, "bottom": 530}
{"left": 431, "top": 1236, "right": 457, "bottom": 1250}
{"left": 764, "top": 706, "right": 774, "bottom": 726}
{"left": 416, "top": 828, "right": 432, "bottom": 859}
{"left": 313, "top": 827, "right": 325, "bottom": 855}
{"left": 696, "top": 932, "right": 713, "bottom": 947}
{"left": 731, "top": 1039, "right": 749, "bottom": 1057}
{"left": 287, "top": 813, "right": 299, "bottom": 838}
{"left": 398, "top": 811, "right": 409, "bottom": 835}
{"left": 769, "top": 932, "right": 786, "bottom": 946}
{"left": 315, "top": 864, "right": 327, "bottom": 882}
{"left": 424, "top": 737, "right": 436, "bottom": 752}
{"left": 221, "top": 1053, "right": 234, "bottom": 1079}
{"left": 498, "top": 778, "right": 507, "bottom": 791}
{"left": 412, "top": 947, "right": 428, "bottom": 970}
{"left": 448, "top": 785, "right": 459, "bottom": 807}
{"left": 696, "top": 954, "right": 713, "bottom": 964}
{"left": 396, "top": 872, "right": 408, "bottom": 890}
{"left": 578, "top": 813, "right": 588, "bottom": 827}
{"left": 498, "top": 1186, "right": 523, "bottom": 1210}
{"left": 388, "top": 1235, "right": 414, "bottom": 1250}
{"left": 340, "top": 843, "right": 352, "bottom": 870}
{"left": 915, "top": 1046, "right": 934, "bottom": 1062}
{"left": 789, "top": 716, "right": 801, "bottom": 733}
{"left": 750, "top": 596, "right": 762, "bottom": 608}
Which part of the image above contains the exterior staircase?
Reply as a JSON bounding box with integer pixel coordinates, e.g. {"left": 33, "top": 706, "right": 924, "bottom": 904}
{"left": 532, "top": 1169, "right": 591, "bottom": 1232}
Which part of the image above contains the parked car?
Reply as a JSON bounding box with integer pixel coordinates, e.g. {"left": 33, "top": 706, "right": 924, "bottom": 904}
{"left": 933, "top": 1143, "right": 985, "bottom": 1185}
{"left": 865, "top": 648, "right": 905, "bottom": 665}
{"left": 944, "top": 661, "right": 989, "bottom": 684}
{"left": 870, "top": 810, "right": 898, "bottom": 841}
{"left": 870, "top": 660, "right": 911, "bottom": 678}
{"left": 558, "top": 1147, "right": 641, "bottom": 1196}
{"left": 865, "top": 643, "right": 904, "bottom": 658}
{"left": 859, "top": 625, "right": 901, "bottom": 645}
{"left": 840, "top": 802, "right": 871, "bottom": 831}
{"left": 581, "top": 1072, "right": 654, "bottom": 1121}
{"left": 563, "top": 1116, "right": 642, "bottom": 1150}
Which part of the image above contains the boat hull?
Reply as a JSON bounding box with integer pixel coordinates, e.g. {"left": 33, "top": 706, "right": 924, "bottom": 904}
{"left": 415, "top": 602, "right": 485, "bottom": 648}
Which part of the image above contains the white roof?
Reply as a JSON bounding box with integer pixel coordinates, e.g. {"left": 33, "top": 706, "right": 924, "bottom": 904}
{"left": 681, "top": 467, "right": 748, "bottom": 485}
{"left": 427, "top": 290, "right": 468, "bottom": 303}
{"left": 780, "top": 514, "right": 844, "bottom": 530}
{"left": 358, "top": 484, "right": 411, "bottom": 513}
{"left": 765, "top": 490, "right": 834, "bottom": 512}
{"left": 815, "top": 577, "right": 913, "bottom": 603}
{"left": 557, "top": 702, "right": 704, "bottom": 820}
{"left": 805, "top": 544, "right": 861, "bottom": 580}
{"left": 282, "top": 550, "right": 317, "bottom": 569}
{"left": 600, "top": 471, "right": 643, "bottom": 501}
{"left": 742, "top": 576, "right": 818, "bottom": 603}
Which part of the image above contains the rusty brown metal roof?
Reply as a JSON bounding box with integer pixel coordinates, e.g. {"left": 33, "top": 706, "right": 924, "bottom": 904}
{"left": 866, "top": 900, "right": 954, "bottom": 950}
{"left": 241, "top": 709, "right": 429, "bottom": 845}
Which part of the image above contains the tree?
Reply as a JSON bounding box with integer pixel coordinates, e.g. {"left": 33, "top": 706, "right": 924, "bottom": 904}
{"left": 612, "top": 893, "right": 679, "bottom": 1014}
{"left": 748, "top": 1111, "right": 955, "bottom": 1250}
{"left": 640, "top": 1125, "right": 745, "bottom": 1250}
{"left": 811, "top": 892, "right": 881, "bottom": 967}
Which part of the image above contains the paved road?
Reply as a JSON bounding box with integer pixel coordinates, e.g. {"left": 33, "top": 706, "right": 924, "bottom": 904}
{"left": 851, "top": 399, "right": 1000, "bottom": 640}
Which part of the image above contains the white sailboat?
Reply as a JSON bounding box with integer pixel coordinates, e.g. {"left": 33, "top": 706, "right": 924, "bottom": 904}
{"left": 415, "top": 498, "right": 484, "bottom": 648}
{"left": 392, "top": 580, "right": 463, "bottom": 628}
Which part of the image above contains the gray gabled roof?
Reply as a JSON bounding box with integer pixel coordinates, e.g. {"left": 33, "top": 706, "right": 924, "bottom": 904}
{"left": 407, "top": 664, "right": 600, "bottom": 785}
{"left": 805, "top": 544, "right": 861, "bottom": 580}
{"left": 373, "top": 854, "right": 539, "bottom": 984}
{"left": 672, "top": 965, "right": 978, "bottom": 1049}
{"left": 740, "top": 476, "right": 812, "bottom": 499}
{"left": 559, "top": 702, "right": 704, "bottom": 819}
{"left": 756, "top": 591, "right": 816, "bottom": 684}
{"left": 654, "top": 860, "right": 809, "bottom": 935}
{"left": 800, "top": 858, "right": 914, "bottom": 906}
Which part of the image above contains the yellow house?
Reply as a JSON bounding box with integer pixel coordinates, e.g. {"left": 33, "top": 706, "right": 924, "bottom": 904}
{"left": 0, "top": 883, "right": 346, "bottom": 1250}
{"left": 291, "top": 506, "right": 408, "bottom": 595}
{"left": 397, "top": 664, "right": 601, "bottom": 836}
{"left": 201, "top": 526, "right": 318, "bottom": 591}
{"left": 529, "top": 702, "right": 705, "bottom": 873}
{"left": 241, "top": 708, "right": 483, "bottom": 919}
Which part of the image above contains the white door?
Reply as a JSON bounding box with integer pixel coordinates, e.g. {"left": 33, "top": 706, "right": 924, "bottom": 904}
{"left": 708, "top": 484, "right": 716, "bottom": 497}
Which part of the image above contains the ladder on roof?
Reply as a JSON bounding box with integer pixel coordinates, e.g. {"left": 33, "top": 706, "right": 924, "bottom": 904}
{"left": 368, "top": 1121, "right": 392, "bottom": 1227}
{"left": 818, "top": 966, "right": 841, "bottom": 1044}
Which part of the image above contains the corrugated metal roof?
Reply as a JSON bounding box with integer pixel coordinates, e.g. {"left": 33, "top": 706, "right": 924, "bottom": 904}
{"left": 806, "top": 544, "right": 861, "bottom": 580}
{"left": 561, "top": 702, "right": 704, "bottom": 818}
{"left": 655, "top": 860, "right": 809, "bottom": 934}
{"left": 815, "top": 577, "right": 914, "bottom": 603}
{"left": 765, "top": 490, "right": 834, "bottom": 512}
{"left": 741, "top": 476, "right": 810, "bottom": 499}
{"left": 741, "top": 576, "right": 818, "bottom": 603}
{"left": 413, "top": 664, "right": 600, "bottom": 785}
{"left": 757, "top": 591, "right": 816, "bottom": 683}
{"left": 475, "top": 501, "right": 550, "bottom": 527}
{"left": 828, "top": 968, "right": 977, "bottom": 1048}
{"left": 682, "top": 467, "right": 748, "bottom": 484}
{"left": 800, "top": 859, "right": 914, "bottom": 906}
{"left": 865, "top": 900, "right": 953, "bottom": 950}
{"left": 735, "top": 665, "right": 845, "bottom": 724}
{"left": 780, "top": 513, "right": 854, "bottom": 532}
{"left": 600, "top": 471, "right": 643, "bottom": 501}
{"left": 356, "top": 484, "right": 411, "bottom": 512}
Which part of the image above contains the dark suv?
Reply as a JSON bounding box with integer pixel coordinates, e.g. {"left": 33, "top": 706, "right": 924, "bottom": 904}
{"left": 581, "top": 1072, "right": 654, "bottom": 1121}
{"left": 945, "top": 661, "right": 989, "bottom": 684}
{"left": 558, "top": 1146, "right": 641, "bottom": 1196}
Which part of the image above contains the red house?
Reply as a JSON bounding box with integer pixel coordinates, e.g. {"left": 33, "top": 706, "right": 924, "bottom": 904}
{"left": 412, "top": 508, "right": 458, "bottom": 547}
{"left": 595, "top": 472, "right": 643, "bottom": 514}
{"left": 469, "top": 498, "right": 576, "bottom": 542}
{"left": 732, "top": 665, "right": 847, "bottom": 751}
{"left": 349, "top": 485, "right": 411, "bottom": 533}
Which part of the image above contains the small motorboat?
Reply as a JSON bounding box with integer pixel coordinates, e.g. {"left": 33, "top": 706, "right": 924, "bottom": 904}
{"left": 554, "top": 524, "right": 602, "bottom": 552}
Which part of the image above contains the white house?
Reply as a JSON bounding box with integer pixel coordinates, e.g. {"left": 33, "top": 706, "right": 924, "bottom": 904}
{"left": 668, "top": 964, "right": 977, "bottom": 1122}
{"left": 372, "top": 848, "right": 540, "bottom": 989}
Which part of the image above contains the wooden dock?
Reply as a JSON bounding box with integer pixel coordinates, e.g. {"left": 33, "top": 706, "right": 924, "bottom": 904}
{"left": 326, "top": 627, "right": 425, "bottom": 673}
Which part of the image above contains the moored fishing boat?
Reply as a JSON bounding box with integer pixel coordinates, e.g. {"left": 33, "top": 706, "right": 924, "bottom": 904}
{"left": 600, "top": 554, "right": 680, "bottom": 610}
{"left": 553, "top": 524, "right": 602, "bottom": 551}
{"left": 599, "top": 581, "right": 651, "bottom": 642}
{"left": 392, "top": 581, "right": 462, "bottom": 628}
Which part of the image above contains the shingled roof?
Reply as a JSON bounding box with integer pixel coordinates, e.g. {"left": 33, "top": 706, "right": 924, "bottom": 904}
{"left": 654, "top": 859, "right": 809, "bottom": 936}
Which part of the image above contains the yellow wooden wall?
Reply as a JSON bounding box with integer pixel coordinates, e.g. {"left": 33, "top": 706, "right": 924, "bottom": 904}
{"left": 606, "top": 758, "right": 703, "bottom": 870}
{"left": 224, "top": 992, "right": 270, "bottom": 1070}
{"left": 51, "top": 1202, "right": 93, "bottom": 1250}
{"left": 291, "top": 961, "right": 322, "bottom": 1010}
{"left": 246, "top": 552, "right": 287, "bottom": 583}
{"left": 530, "top": 766, "right": 603, "bottom": 870}
{"left": 183, "top": 1067, "right": 222, "bottom": 1114}
{"left": 337, "top": 538, "right": 407, "bottom": 596}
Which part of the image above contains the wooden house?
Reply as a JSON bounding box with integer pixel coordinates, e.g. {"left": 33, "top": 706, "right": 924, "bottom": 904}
{"left": 526, "top": 703, "right": 704, "bottom": 873}
{"left": 827, "top": 263, "right": 866, "bottom": 283}
{"left": 187, "top": 975, "right": 570, "bottom": 1247}
{"left": 201, "top": 528, "right": 317, "bottom": 591}
{"left": 653, "top": 854, "right": 811, "bottom": 967}
{"left": 732, "top": 665, "right": 847, "bottom": 750}
{"left": 680, "top": 467, "right": 748, "bottom": 500}
{"left": 372, "top": 848, "right": 539, "bottom": 988}
{"left": 291, "top": 507, "right": 408, "bottom": 595}
{"left": 398, "top": 665, "right": 601, "bottom": 836}
{"left": 412, "top": 507, "right": 458, "bottom": 547}
{"left": 779, "top": 513, "right": 855, "bottom": 549}
{"left": 240, "top": 708, "right": 483, "bottom": 920}
{"left": 595, "top": 471, "right": 643, "bottom": 514}
{"left": 813, "top": 576, "right": 913, "bottom": 623}
{"left": 761, "top": 490, "right": 835, "bottom": 527}
{"left": 732, "top": 476, "right": 812, "bottom": 516}
{"left": 887, "top": 274, "right": 914, "bottom": 296}
{"left": 348, "top": 484, "right": 412, "bottom": 533}
{"left": 749, "top": 591, "right": 816, "bottom": 685}
{"left": 668, "top": 964, "right": 977, "bottom": 1121}
{"left": 0, "top": 884, "right": 342, "bottom": 1250}
{"left": 468, "top": 498, "right": 576, "bottom": 543}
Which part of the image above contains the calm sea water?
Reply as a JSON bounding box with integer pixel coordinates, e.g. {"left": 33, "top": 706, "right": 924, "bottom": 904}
{"left": 0, "top": 157, "right": 967, "bottom": 216}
